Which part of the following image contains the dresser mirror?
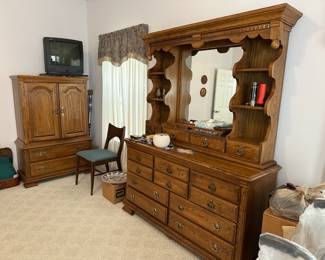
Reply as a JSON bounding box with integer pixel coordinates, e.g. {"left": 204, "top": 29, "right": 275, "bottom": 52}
{"left": 186, "top": 47, "right": 243, "bottom": 130}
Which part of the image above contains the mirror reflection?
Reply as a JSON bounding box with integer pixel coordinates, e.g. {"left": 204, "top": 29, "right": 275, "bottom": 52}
{"left": 186, "top": 47, "right": 243, "bottom": 129}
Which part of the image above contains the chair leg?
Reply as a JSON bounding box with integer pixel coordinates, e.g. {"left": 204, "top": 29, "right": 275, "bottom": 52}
{"left": 90, "top": 163, "right": 95, "bottom": 196}
{"left": 117, "top": 159, "right": 122, "bottom": 172}
{"left": 105, "top": 162, "right": 109, "bottom": 173}
{"left": 75, "top": 156, "right": 80, "bottom": 185}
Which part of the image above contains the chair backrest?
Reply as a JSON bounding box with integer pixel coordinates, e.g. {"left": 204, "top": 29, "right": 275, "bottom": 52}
{"left": 104, "top": 123, "right": 125, "bottom": 159}
{"left": 257, "top": 233, "right": 317, "bottom": 260}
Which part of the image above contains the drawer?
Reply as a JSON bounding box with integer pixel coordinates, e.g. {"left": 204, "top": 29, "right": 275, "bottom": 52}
{"left": 154, "top": 171, "right": 188, "bottom": 198}
{"left": 127, "top": 172, "right": 169, "bottom": 206}
{"left": 170, "top": 193, "right": 236, "bottom": 244}
{"left": 128, "top": 160, "right": 153, "bottom": 181}
{"left": 190, "top": 187, "right": 238, "bottom": 223}
{"left": 30, "top": 155, "right": 87, "bottom": 177}
{"left": 190, "top": 134, "right": 225, "bottom": 152}
{"left": 155, "top": 157, "right": 189, "bottom": 182}
{"left": 163, "top": 127, "right": 190, "bottom": 143}
{"left": 192, "top": 171, "right": 241, "bottom": 204}
{"left": 128, "top": 147, "right": 153, "bottom": 167}
{"left": 227, "top": 140, "right": 260, "bottom": 163}
{"left": 29, "top": 141, "right": 91, "bottom": 162}
{"left": 126, "top": 186, "right": 167, "bottom": 224}
{"left": 169, "top": 211, "right": 234, "bottom": 260}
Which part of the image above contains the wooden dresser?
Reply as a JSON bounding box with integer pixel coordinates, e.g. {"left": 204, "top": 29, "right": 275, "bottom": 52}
{"left": 123, "top": 4, "right": 302, "bottom": 259}
{"left": 11, "top": 75, "right": 91, "bottom": 187}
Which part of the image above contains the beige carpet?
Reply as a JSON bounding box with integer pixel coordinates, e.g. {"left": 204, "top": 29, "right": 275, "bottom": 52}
{"left": 0, "top": 174, "right": 198, "bottom": 260}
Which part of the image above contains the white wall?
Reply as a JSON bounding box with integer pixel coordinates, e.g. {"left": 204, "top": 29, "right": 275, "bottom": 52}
{"left": 0, "top": 0, "right": 88, "bottom": 168}
{"left": 86, "top": 0, "right": 325, "bottom": 186}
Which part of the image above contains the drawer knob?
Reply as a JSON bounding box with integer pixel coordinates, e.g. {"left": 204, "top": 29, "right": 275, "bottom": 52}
{"left": 235, "top": 146, "right": 245, "bottom": 156}
{"left": 213, "top": 223, "right": 220, "bottom": 231}
{"left": 170, "top": 133, "right": 176, "bottom": 139}
{"left": 201, "top": 138, "right": 209, "bottom": 147}
{"left": 166, "top": 182, "right": 172, "bottom": 189}
{"left": 153, "top": 208, "right": 159, "bottom": 215}
{"left": 176, "top": 221, "right": 184, "bottom": 229}
{"left": 166, "top": 166, "right": 172, "bottom": 175}
{"left": 212, "top": 243, "right": 218, "bottom": 252}
{"left": 177, "top": 204, "right": 184, "bottom": 211}
{"left": 153, "top": 191, "right": 160, "bottom": 199}
{"left": 130, "top": 194, "right": 135, "bottom": 201}
{"left": 208, "top": 182, "right": 216, "bottom": 193}
{"left": 207, "top": 201, "right": 215, "bottom": 210}
{"left": 38, "top": 151, "right": 46, "bottom": 156}
{"left": 135, "top": 168, "right": 141, "bottom": 174}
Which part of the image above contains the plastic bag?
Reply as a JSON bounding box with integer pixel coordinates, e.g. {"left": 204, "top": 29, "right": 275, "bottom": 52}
{"left": 269, "top": 183, "right": 325, "bottom": 221}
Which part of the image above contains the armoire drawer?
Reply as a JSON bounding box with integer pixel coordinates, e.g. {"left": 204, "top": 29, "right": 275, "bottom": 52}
{"left": 128, "top": 160, "right": 153, "bottom": 181}
{"left": 169, "top": 211, "right": 234, "bottom": 260}
{"left": 163, "top": 127, "right": 190, "bottom": 143}
{"left": 128, "top": 148, "right": 153, "bottom": 167}
{"left": 155, "top": 157, "right": 189, "bottom": 182}
{"left": 170, "top": 193, "right": 237, "bottom": 244}
{"left": 190, "top": 134, "right": 225, "bottom": 152}
{"left": 227, "top": 140, "right": 260, "bottom": 163}
{"left": 126, "top": 186, "right": 167, "bottom": 224}
{"left": 127, "top": 173, "right": 169, "bottom": 206}
{"left": 29, "top": 141, "right": 91, "bottom": 162}
{"left": 30, "top": 155, "right": 85, "bottom": 177}
{"left": 190, "top": 187, "right": 238, "bottom": 223}
{"left": 154, "top": 171, "right": 188, "bottom": 198}
{"left": 191, "top": 171, "right": 241, "bottom": 204}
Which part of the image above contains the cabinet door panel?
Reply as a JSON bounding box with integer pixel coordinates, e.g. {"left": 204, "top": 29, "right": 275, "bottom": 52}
{"left": 25, "top": 83, "right": 60, "bottom": 142}
{"left": 59, "top": 84, "right": 88, "bottom": 138}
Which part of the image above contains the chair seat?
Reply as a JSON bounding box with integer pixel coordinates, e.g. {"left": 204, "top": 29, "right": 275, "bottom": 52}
{"left": 77, "top": 149, "right": 117, "bottom": 162}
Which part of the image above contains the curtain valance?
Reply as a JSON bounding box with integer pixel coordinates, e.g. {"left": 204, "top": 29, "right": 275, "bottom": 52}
{"left": 98, "top": 24, "right": 149, "bottom": 66}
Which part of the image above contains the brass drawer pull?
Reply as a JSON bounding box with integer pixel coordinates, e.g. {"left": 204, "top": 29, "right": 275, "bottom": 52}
{"left": 235, "top": 146, "right": 245, "bottom": 156}
{"left": 166, "top": 182, "right": 172, "bottom": 189}
{"left": 38, "top": 151, "right": 46, "bottom": 156}
{"left": 135, "top": 168, "right": 141, "bottom": 174}
{"left": 201, "top": 138, "right": 209, "bottom": 147}
{"left": 208, "top": 182, "right": 216, "bottom": 193}
{"left": 176, "top": 221, "right": 184, "bottom": 229}
{"left": 130, "top": 194, "right": 135, "bottom": 201}
{"left": 170, "top": 133, "right": 176, "bottom": 139}
{"left": 212, "top": 243, "right": 218, "bottom": 252}
{"left": 207, "top": 201, "right": 215, "bottom": 210}
{"left": 166, "top": 166, "right": 172, "bottom": 175}
{"left": 213, "top": 223, "right": 220, "bottom": 231}
{"left": 153, "top": 191, "right": 160, "bottom": 199}
{"left": 177, "top": 204, "right": 184, "bottom": 211}
{"left": 153, "top": 208, "right": 159, "bottom": 215}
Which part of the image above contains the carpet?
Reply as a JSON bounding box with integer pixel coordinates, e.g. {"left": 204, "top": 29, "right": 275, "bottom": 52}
{"left": 0, "top": 174, "right": 198, "bottom": 260}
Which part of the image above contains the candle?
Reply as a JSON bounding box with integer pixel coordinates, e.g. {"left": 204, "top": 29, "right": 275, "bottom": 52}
{"left": 257, "top": 83, "right": 267, "bottom": 105}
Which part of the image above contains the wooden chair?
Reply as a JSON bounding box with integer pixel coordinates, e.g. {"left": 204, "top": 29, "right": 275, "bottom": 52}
{"left": 75, "top": 123, "right": 125, "bottom": 195}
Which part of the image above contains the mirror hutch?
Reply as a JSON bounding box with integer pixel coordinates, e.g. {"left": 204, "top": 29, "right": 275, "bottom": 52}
{"left": 123, "top": 4, "right": 302, "bottom": 259}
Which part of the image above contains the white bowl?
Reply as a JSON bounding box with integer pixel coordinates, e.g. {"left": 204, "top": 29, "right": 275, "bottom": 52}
{"left": 153, "top": 133, "right": 170, "bottom": 148}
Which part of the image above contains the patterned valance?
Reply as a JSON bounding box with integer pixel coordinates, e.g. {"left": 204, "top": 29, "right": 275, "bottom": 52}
{"left": 98, "top": 24, "right": 149, "bottom": 66}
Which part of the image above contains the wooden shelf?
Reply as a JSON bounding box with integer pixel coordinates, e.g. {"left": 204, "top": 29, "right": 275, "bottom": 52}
{"left": 231, "top": 104, "right": 264, "bottom": 111}
{"left": 150, "top": 97, "right": 164, "bottom": 102}
{"left": 236, "top": 68, "right": 269, "bottom": 72}
{"left": 148, "top": 71, "right": 165, "bottom": 75}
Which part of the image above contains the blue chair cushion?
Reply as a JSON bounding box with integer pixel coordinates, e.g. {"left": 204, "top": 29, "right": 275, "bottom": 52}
{"left": 77, "top": 149, "right": 117, "bottom": 162}
{"left": 0, "top": 157, "right": 16, "bottom": 180}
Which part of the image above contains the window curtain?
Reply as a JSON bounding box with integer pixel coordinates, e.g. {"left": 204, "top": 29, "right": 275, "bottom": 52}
{"left": 98, "top": 24, "right": 148, "bottom": 171}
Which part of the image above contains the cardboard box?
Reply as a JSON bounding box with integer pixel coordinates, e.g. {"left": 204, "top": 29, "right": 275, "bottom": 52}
{"left": 102, "top": 181, "right": 126, "bottom": 204}
{"left": 261, "top": 208, "right": 298, "bottom": 237}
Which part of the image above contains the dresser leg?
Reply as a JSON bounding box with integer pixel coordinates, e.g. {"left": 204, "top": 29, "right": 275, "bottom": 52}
{"left": 24, "top": 182, "right": 38, "bottom": 188}
{"left": 122, "top": 204, "right": 135, "bottom": 215}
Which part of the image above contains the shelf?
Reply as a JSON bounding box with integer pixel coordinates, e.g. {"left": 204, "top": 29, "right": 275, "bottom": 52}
{"left": 149, "top": 97, "right": 164, "bottom": 102}
{"left": 231, "top": 104, "right": 264, "bottom": 111}
{"left": 148, "top": 71, "right": 165, "bottom": 75}
{"left": 236, "top": 68, "right": 269, "bottom": 72}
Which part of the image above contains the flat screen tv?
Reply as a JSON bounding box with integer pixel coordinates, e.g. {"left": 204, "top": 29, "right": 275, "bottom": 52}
{"left": 43, "top": 37, "right": 84, "bottom": 76}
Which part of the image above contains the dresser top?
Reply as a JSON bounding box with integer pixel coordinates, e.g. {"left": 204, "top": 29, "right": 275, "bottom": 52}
{"left": 10, "top": 75, "right": 88, "bottom": 83}
{"left": 127, "top": 140, "right": 280, "bottom": 183}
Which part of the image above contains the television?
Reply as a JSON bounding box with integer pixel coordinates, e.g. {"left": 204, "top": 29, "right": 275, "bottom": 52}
{"left": 43, "top": 37, "right": 84, "bottom": 76}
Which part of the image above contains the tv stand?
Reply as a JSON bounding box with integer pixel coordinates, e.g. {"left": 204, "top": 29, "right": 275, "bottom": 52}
{"left": 39, "top": 73, "right": 88, "bottom": 77}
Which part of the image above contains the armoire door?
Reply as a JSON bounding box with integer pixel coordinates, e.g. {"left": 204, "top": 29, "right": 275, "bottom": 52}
{"left": 59, "top": 83, "right": 88, "bottom": 138}
{"left": 25, "top": 83, "right": 60, "bottom": 142}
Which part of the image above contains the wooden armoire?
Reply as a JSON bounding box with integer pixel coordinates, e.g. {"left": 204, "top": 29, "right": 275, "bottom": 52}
{"left": 123, "top": 4, "right": 302, "bottom": 260}
{"left": 11, "top": 75, "right": 91, "bottom": 187}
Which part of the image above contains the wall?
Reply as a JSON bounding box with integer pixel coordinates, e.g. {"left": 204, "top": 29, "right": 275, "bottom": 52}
{"left": 87, "top": 0, "right": 325, "bottom": 186}
{"left": 0, "top": 0, "right": 88, "bottom": 168}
